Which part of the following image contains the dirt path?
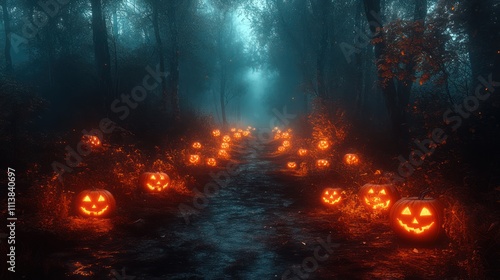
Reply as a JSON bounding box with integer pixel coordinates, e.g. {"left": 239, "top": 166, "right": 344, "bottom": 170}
{"left": 42, "top": 143, "right": 459, "bottom": 280}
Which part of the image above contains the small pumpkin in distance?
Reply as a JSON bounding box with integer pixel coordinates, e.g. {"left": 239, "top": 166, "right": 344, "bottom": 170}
{"left": 343, "top": 153, "right": 360, "bottom": 166}
{"left": 321, "top": 188, "right": 343, "bottom": 206}
{"left": 206, "top": 158, "right": 217, "bottom": 167}
{"left": 212, "top": 129, "right": 221, "bottom": 137}
{"left": 192, "top": 142, "right": 202, "bottom": 149}
{"left": 82, "top": 134, "right": 101, "bottom": 148}
{"left": 140, "top": 172, "right": 170, "bottom": 192}
{"left": 316, "top": 159, "right": 330, "bottom": 168}
{"left": 189, "top": 154, "right": 201, "bottom": 165}
{"left": 358, "top": 183, "right": 400, "bottom": 211}
{"left": 277, "top": 146, "right": 286, "bottom": 152}
{"left": 389, "top": 190, "right": 443, "bottom": 242}
{"left": 282, "top": 140, "right": 291, "bottom": 148}
{"left": 317, "top": 140, "right": 329, "bottom": 150}
{"left": 222, "top": 135, "right": 231, "bottom": 143}
{"left": 75, "top": 189, "right": 116, "bottom": 218}
{"left": 287, "top": 162, "right": 297, "bottom": 169}
{"left": 298, "top": 149, "right": 308, "bottom": 156}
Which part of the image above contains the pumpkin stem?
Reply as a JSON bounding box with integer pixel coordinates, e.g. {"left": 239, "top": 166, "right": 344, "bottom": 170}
{"left": 418, "top": 188, "right": 431, "bottom": 200}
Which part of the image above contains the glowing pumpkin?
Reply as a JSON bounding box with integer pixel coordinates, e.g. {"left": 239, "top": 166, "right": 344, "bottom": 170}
{"left": 230, "top": 128, "right": 236, "bottom": 132}
{"left": 274, "top": 133, "right": 281, "bottom": 140}
{"left": 212, "top": 129, "right": 221, "bottom": 137}
{"left": 206, "top": 158, "right": 217, "bottom": 167}
{"left": 75, "top": 189, "right": 115, "bottom": 218}
{"left": 277, "top": 146, "right": 286, "bottom": 152}
{"left": 281, "top": 132, "right": 290, "bottom": 139}
{"left": 317, "top": 140, "right": 329, "bottom": 150}
{"left": 390, "top": 192, "right": 443, "bottom": 242}
{"left": 282, "top": 140, "right": 291, "bottom": 148}
{"left": 321, "top": 188, "right": 343, "bottom": 206}
{"left": 358, "top": 183, "right": 400, "bottom": 211}
{"left": 238, "top": 129, "right": 243, "bottom": 133}
{"left": 140, "top": 172, "right": 170, "bottom": 192}
{"left": 242, "top": 130, "right": 250, "bottom": 137}
{"left": 316, "top": 159, "right": 330, "bottom": 168}
{"left": 221, "top": 142, "right": 230, "bottom": 149}
{"left": 343, "top": 153, "right": 360, "bottom": 166}
{"left": 218, "top": 149, "right": 229, "bottom": 158}
{"left": 189, "top": 154, "right": 201, "bottom": 165}
{"left": 82, "top": 134, "right": 101, "bottom": 148}
{"left": 234, "top": 132, "right": 242, "bottom": 139}
{"left": 222, "top": 135, "right": 231, "bottom": 143}
{"left": 298, "top": 149, "right": 308, "bottom": 156}
{"left": 192, "top": 142, "right": 202, "bottom": 149}
{"left": 287, "top": 162, "right": 297, "bottom": 169}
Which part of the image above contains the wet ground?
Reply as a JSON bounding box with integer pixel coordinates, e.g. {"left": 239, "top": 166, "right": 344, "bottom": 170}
{"left": 13, "top": 141, "right": 463, "bottom": 280}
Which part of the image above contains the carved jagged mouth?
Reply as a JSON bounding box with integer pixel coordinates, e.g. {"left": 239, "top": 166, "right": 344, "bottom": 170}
{"left": 365, "top": 198, "right": 391, "bottom": 209}
{"left": 81, "top": 205, "right": 109, "bottom": 216}
{"left": 397, "top": 219, "right": 434, "bottom": 234}
{"left": 147, "top": 183, "right": 168, "bottom": 191}
{"left": 323, "top": 197, "right": 341, "bottom": 205}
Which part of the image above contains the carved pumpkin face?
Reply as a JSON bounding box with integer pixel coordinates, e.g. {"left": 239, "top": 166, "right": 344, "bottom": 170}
{"left": 343, "top": 153, "right": 360, "bottom": 165}
{"left": 282, "top": 140, "right": 291, "bottom": 148}
{"left": 316, "top": 159, "right": 330, "bottom": 168}
{"left": 189, "top": 154, "right": 201, "bottom": 165}
{"left": 222, "top": 135, "right": 231, "bottom": 143}
{"left": 206, "top": 158, "right": 217, "bottom": 167}
{"left": 359, "top": 183, "right": 400, "bottom": 211}
{"left": 218, "top": 149, "right": 229, "bottom": 158}
{"left": 76, "top": 189, "right": 115, "bottom": 217}
{"left": 221, "top": 142, "right": 230, "bottom": 149}
{"left": 242, "top": 130, "right": 250, "bottom": 137}
{"left": 281, "top": 132, "right": 290, "bottom": 139}
{"left": 274, "top": 133, "right": 281, "bottom": 140}
{"left": 233, "top": 132, "right": 242, "bottom": 139}
{"left": 298, "top": 149, "right": 308, "bottom": 156}
{"left": 321, "top": 188, "right": 343, "bottom": 206}
{"left": 212, "top": 129, "right": 221, "bottom": 137}
{"left": 82, "top": 135, "right": 101, "bottom": 148}
{"left": 287, "top": 162, "right": 297, "bottom": 169}
{"left": 390, "top": 197, "right": 443, "bottom": 242}
{"left": 317, "top": 140, "right": 329, "bottom": 150}
{"left": 140, "top": 172, "right": 170, "bottom": 192}
{"left": 277, "top": 146, "right": 285, "bottom": 152}
{"left": 230, "top": 128, "right": 236, "bottom": 132}
{"left": 192, "top": 142, "right": 202, "bottom": 149}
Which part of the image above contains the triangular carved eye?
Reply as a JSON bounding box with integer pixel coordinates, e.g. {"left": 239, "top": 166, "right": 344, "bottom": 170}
{"left": 83, "top": 195, "right": 91, "bottom": 202}
{"left": 98, "top": 195, "right": 105, "bottom": 202}
{"left": 379, "top": 189, "right": 386, "bottom": 195}
{"left": 325, "top": 191, "right": 329, "bottom": 195}
{"left": 159, "top": 175, "right": 164, "bottom": 180}
{"left": 401, "top": 207, "right": 412, "bottom": 215}
{"left": 368, "top": 189, "right": 374, "bottom": 194}
{"left": 333, "top": 191, "right": 337, "bottom": 195}
{"left": 420, "top": 207, "right": 432, "bottom": 216}
{"left": 151, "top": 175, "right": 156, "bottom": 180}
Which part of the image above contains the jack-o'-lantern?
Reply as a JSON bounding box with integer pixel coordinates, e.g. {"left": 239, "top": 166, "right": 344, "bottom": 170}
{"left": 317, "top": 140, "right": 329, "bottom": 150}
{"left": 316, "top": 159, "right": 330, "bottom": 168}
{"left": 274, "top": 133, "right": 281, "bottom": 140}
{"left": 343, "top": 153, "right": 360, "bottom": 166}
{"left": 223, "top": 135, "right": 231, "bottom": 143}
{"left": 277, "top": 146, "right": 286, "bottom": 152}
{"left": 140, "top": 172, "right": 170, "bottom": 192}
{"left": 218, "top": 149, "right": 229, "bottom": 158}
{"left": 390, "top": 191, "right": 443, "bottom": 242}
{"left": 287, "top": 162, "right": 297, "bottom": 169}
{"left": 82, "top": 134, "right": 101, "bottom": 148}
{"left": 281, "top": 132, "right": 290, "bottom": 139}
{"left": 206, "top": 158, "right": 217, "bottom": 167}
{"left": 358, "top": 183, "right": 400, "bottom": 211}
{"left": 76, "top": 189, "right": 116, "bottom": 217}
{"left": 234, "top": 132, "right": 242, "bottom": 139}
{"left": 192, "top": 142, "right": 202, "bottom": 149}
{"left": 321, "top": 188, "right": 343, "bottom": 206}
{"left": 238, "top": 129, "right": 243, "bottom": 133}
{"left": 189, "top": 154, "right": 201, "bottom": 165}
{"left": 221, "top": 142, "right": 230, "bottom": 149}
{"left": 243, "top": 130, "right": 250, "bottom": 137}
{"left": 230, "top": 128, "right": 236, "bottom": 132}
{"left": 282, "top": 140, "right": 291, "bottom": 148}
{"left": 298, "top": 149, "right": 308, "bottom": 156}
{"left": 212, "top": 129, "right": 221, "bottom": 137}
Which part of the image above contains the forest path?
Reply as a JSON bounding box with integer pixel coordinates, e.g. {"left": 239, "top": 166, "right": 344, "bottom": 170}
{"left": 48, "top": 140, "right": 458, "bottom": 280}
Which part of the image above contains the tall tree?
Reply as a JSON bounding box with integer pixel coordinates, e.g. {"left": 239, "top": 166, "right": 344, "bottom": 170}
{"left": 166, "top": 1, "right": 181, "bottom": 121}
{"left": 150, "top": 0, "right": 168, "bottom": 111}
{"left": 1, "top": 0, "right": 12, "bottom": 74}
{"left": 90, "top": 0, "right": 112, "bottom": 107}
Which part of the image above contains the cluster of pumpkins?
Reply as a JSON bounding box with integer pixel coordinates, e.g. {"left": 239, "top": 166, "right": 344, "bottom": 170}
{"left": 271, "top": 128, "right": 443, "bottom": 243}
{"left": 322, "top": 183, "right": 443, "bottom": 243}
{"left": 74, "top": 127, "right": 255, "bottom": 219}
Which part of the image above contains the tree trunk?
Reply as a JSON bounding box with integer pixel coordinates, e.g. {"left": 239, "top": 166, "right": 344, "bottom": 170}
{"left": 315, "top": 0, "right": 330, "bottom": 99}
{"left": 90, "top": 0, "right": 112, "bottom": 109}
{"left": 167, "top": 2, "right": 181, "bottom": 121}
{"left": 152, "top": 1, "right": 168, "bottom": 111}
{"left": 220, "top": 67, "right": 227, "bottom": 127}
{"left": 2, "top": 0, "right": 13, "bottom": 74}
